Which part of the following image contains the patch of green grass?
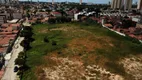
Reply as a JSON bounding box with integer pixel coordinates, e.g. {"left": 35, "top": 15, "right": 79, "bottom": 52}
{"left": 22, "top": 24, "right": 70, "bottom": 80}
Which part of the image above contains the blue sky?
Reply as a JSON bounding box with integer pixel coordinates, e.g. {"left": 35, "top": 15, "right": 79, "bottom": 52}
{"left": 20, "top": 0, "right": 138, "bottom": 4}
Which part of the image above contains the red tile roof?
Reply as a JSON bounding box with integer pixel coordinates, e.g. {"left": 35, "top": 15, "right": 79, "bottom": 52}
{"left": 1, "top": 23, "right": 9, "bottom": 28}
{"left": 0, "top": 32, "right": 13, "bottom": 35}
{"left": 104, "top": 24, "right": 113, "bottom": 28}
{"left": 12, "top": 30, "right": 19, "bottom": 34}
{"left": 10, "top": 23, "right": 20, "bottom": 27}
{"left": 0, "top": 37, "right": 11, "bottom": 45}
{"left": 0, "top": 47, "right": 7, "bottom": 52}
{"left": 51, "top": 11, "right": 61, "bottom": 15}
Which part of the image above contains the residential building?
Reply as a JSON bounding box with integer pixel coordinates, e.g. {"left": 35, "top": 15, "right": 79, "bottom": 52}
{"left": 137, "top": 0, "right": 142, "bottom": 10}
{"left": 117, "top": 0, "right": 122, "bottom": 9}
{"left": 51, "top": 11, "right": 61, "bottom": 17}
{"left": 0, "top": 13, "right": 11, "bottom": 20}
{"left": 111, "top": 0, "right": 124, "bottom": 9}
{"left": 0, "top": 16, "right": 6, "bottom": 25}
{"left": 52, "top": 0, "right": 54, "bottom": 5}
{"left": 80, "top": 0, "right": 82, "bottom": 5}
{"left": 124, "top": 0, "right": 132, "bottom": 10}
{"left": 111, "top": 0, "right": 115, "bottom": 9}
{"left": 13, "top": 13, "right": 22, "bottom": 19}
{"left": 0, "top": 0, "right": 12, "bottom": 4}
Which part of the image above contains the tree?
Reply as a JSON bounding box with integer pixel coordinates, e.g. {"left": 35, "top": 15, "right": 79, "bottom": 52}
{"left": 20, "top": 39, "right": 31, "bottom": 50}
{"left": 122, "top": 20, "right": 132, "bottom": 28}
{"left": 48, "top": 18, "right": 56, "bottom": 24}
{"left": 18, "top": 52, "right": 26, "bottom": 59}
{"left": 20, "top": 27, "right": 33, "bottom": 38}
{"left": 15, "top": 58, "right": 25, "bottom": 66}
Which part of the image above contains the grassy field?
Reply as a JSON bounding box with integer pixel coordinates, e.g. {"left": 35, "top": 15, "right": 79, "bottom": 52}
{"left": 22, "top": 22, "right": 142, "bottom": 80}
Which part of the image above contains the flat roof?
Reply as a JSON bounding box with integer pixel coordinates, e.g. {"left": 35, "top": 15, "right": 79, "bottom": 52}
{"left": 7, "top": 19, "right": 19, "bottom": 24}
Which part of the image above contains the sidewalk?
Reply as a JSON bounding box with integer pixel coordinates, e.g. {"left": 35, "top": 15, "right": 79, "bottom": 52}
{"left": 1, "top": 37, "right": 24, "bottom": 80}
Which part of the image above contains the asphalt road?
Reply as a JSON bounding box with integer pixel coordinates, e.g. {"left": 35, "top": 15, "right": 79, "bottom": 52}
{"left": 1, "top": 37, "right": 24, "bottom": 80}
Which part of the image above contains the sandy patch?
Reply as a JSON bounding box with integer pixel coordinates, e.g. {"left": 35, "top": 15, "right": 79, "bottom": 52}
{"left": 42, "top": 57, "right": 124, "bottom": 80}
{"left": 121, "top": 55, "right": 142, "bottom": 80}
{"left": 50, "top": 27, "right": 76, "bottom": 31}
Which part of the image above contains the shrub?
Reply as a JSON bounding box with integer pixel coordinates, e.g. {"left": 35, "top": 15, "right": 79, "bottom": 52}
{"left": 44, "top": 37, "right": 49, "bottom": 43}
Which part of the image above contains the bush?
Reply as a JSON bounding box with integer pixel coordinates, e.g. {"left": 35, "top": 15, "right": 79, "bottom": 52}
{"left": 125, "top": 35, "right": 141, "bottom": 44}
{"left": 52, "top": 40, "right": 57, "bottom": 46}
{"left": 44, "top": 37, "right": 49, "bottom": 43}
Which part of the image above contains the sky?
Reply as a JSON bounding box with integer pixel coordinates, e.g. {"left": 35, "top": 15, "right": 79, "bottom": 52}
{"left": 20, "top": 0, "right": 138, "bottom": 4}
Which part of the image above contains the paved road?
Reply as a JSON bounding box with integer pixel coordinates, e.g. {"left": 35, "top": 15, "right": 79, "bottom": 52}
{"left": 1, "top": 37, "right": 24, "bottom": 80}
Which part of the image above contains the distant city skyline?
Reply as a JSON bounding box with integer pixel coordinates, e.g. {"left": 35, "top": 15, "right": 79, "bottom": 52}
{"left": 20, "top": 0, "right": 138, "bottom": 4}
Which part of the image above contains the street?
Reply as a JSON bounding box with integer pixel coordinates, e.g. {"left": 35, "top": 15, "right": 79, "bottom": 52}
{"left": 1, "top": 37, "right": 24, "bottom": 80}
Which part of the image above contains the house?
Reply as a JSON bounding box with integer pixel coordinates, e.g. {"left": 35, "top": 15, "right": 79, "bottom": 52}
{"left": 36, "top": 12, "right": 48, "bottom": 17}
{"left": 0, "top": 37, "right": 11, "bottom": 47}
{"left": 10, "top": 23, "right": 21, "bottom": 30}
{"left": 7, "top": 19, "right": 19, "bottom": 24}
{"left": 136, "top": 23, "right": 142, "bottom": 29}
{"left": 0, "top": 16, "right": 6, "bottom": 25}
{"left": 66, "top": 11, "right": 74, "bottom": 18}
{"left": 104, "top": 24, "right": 113, "bottom": 28}
{"left": 0, "top": 47, "right": 7, "bottom": 55}
{"left": 51, "top": 11, "right": 62, "bottom": 17}
{"left": 13, "top": 13, "right": 23, "bottom": 19}
{"left": 0, "top": 13, "right": 10, "bottom": 20}
{"left": 41, "top": 17, "right": 49, "bottom": 23}
{"left": 1, "top": 23, "right": 9, "bottom": 28}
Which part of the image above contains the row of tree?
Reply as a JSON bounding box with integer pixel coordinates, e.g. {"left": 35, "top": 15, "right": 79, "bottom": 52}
{"left": 48, "top": 17, "right": 71, "bottom": 24}
{"left": 14, "top": 26, "right": 34, "bottom": 78}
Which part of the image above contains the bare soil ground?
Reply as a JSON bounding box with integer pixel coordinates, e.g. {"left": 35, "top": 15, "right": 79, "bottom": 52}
{"left": 121, "top": 55, "right": 142, "bottom": 80}
{"left": 37, "top": 57, "right": 124, "bottom": 80}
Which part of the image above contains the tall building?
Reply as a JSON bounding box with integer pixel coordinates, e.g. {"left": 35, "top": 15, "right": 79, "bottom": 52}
{"left": 52, "top": 0, "right": 54, "bottom": 4}
{"left": 12, "top": 0, "right": 19, "bottom": 4}
{"left": 111, "top": 0, "right": 115, "bottom": 9}
{"left": 111, "top": 0, "right": 123, "bottom": 9}
{"left": 0, "top": 0, "right": 13, "bottom": 4}
{"left": 124, "top": 0, "right": 132, "bottom": 10}
{"left": 80, "top": 0, "right": 82, "bottom": 5}
{"left": 137, "top": 0, "right": 142, "bottom": 10}
{"left": 0, "top": 0, "right": 5, "bottom": 4}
